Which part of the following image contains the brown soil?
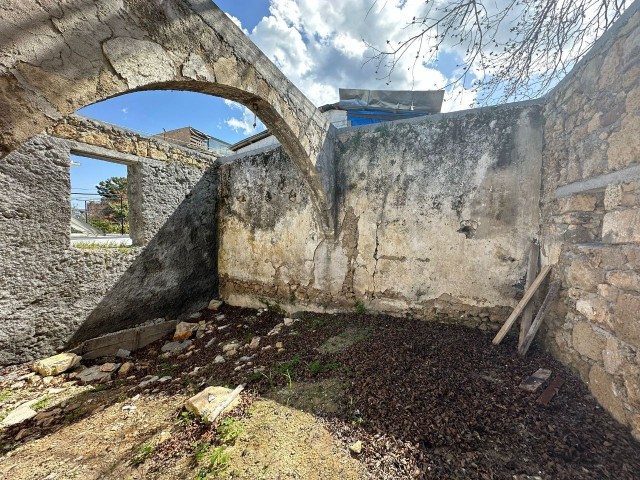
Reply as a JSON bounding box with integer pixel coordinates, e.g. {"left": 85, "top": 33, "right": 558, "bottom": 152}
{"left": 1, "top": 305, "right": 639, "bottom": 479}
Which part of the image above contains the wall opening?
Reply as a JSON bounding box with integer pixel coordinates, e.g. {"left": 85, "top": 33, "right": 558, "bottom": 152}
{"left": 70, "top": 154, "right": 132, "bottom": 247}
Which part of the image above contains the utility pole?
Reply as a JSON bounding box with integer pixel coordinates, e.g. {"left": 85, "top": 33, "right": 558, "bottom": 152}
{"left": 120, "top": 194, "right": 124, "bottom": 235}
{"left": 84, "top": 200, "right": 88, "bottom": 223}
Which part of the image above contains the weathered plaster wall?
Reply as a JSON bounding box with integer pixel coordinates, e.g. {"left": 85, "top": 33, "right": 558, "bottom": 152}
{"left": 0, "top": 120, "right": 218, "bottom": 364}
{"left": 219, "top": 103, "right": 543, "bottom": 325}
{"left": 540, "top": 2, "right": 640, "bottom": 439}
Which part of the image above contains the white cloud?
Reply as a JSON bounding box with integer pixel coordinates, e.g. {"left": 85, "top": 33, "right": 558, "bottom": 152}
{"left": 246, "top": 0, "right": 475, "bottom": 110}
{"left": 223, "top": 99, "right": 265, "bottom": 135}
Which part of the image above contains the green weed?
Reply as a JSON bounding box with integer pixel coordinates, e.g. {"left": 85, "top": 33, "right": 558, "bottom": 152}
{"left": 0, "top": 389, "right": 12, "bottom": 402}
{"left": 194, "top": 446, "right": 230, "bottom": 479}
{"left": 217, "top": 417, "right": 243, "bottom": 445}
{"left": 307, "top": 360, "right": 340, "bottom": 375}
{"left": 354, "top": 301, "right": 366, "bottom": 314}
{"left": 32, "top": 395, "right": 50, "bottom": 410}
{"left": 130, "top": 442, "right": 154, "bottom": 466}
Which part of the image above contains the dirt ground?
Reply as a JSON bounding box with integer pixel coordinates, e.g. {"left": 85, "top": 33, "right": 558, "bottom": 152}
{"left": 1, "top": 305, "right": 639, "bottom": 479}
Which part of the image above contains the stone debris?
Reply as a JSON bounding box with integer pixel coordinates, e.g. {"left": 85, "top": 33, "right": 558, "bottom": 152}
{"left": 238, "top": 355, "right": 255, "bottom": 363}
{"left": 222, "top": 341, "right": 240, "bottom": 353}
{"left": 184, "top": 386, "right": 241, "bottom": 420}
{"left": 268, "top": 323, "right": 284, "bottom": 336}
{"left": 275, "top": 342, "right": 284, "bottom": 349}
{"left": 115, "top": 348, "right": 131, "bottom": 358}
{"left": 158, "top": 376, "right": 172, "bottom": 383}
{"left": 161, "top": 340, "right": 192, "bottom": 353}
{"left": 213, "top": 355, "right": 225, "bottom": 364}
{"left": 196, "top": 320, "right": 207, "bottom": 339}
{"left": 173, "top": 321, "right": 199, "bottom": 341}
{"left": 1, "top": 401, "right": 38, "bottom": 427}
{"left": 205, "top": 338, "right": 217, "bottom": 348}
{"left": 139, "top": 375, "right": 159, "bottom": 388}
{"left": 217, "top": 324, "right": 230, "bottom": 331}
{"left": 14, "top": 428, "right": 30, "bottom": 441}
{"left": 249, "top": 336, "right": 261, "bottom": 349}
{"left": 208, "top": 299, "right": 224, "bottom": 311}
{"left": 31, "top": 353, "right": 81, "bottom": 377}
{"left": 349, "top": 440, "right": 363, "bottom": 454}
{"left": 216, "top": 314, "right": 226, "bottom": 321}
{"left": 283, "top": 318, "right": 297, "bottom": 327}
{"left": 76, "top": 366, "right": 112, "bottom": 384}
{"left": 118, "top": 362, "right": 134, "bottom": 378}
{"left": 99, "top": 363, "right": 120, "bottom": 373}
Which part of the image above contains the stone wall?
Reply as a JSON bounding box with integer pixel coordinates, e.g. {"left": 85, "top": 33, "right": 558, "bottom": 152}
{"left": 540, "top": 2, "right": 640, "bottom": 439}
{"left": 218, "top": 102, "right": 544, "bottom": 326}
{"left": 0, "top": 119, "right": 218, "bottom": 364}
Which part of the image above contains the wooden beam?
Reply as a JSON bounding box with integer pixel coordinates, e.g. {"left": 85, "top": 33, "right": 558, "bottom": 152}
{"left": 518, "top": 368, "right": 552, "bottom": 393}
{"left": 537, "top": 376, "right": 565, "bottom": 405}
{"left": 518, "top": 281, "right": 561, "bottom": 356}
{"left": 519, "top": 241, "right": 540, "bottom": 348}
{"left": 492, "top": 265, "right": 552, "bottom": 345}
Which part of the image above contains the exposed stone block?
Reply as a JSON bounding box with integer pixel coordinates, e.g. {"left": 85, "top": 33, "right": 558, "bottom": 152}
{"left": 565, "top": 258, "right": 605, "bottom": 291}
{"left": 557, "top": 194, "right": 597, "bottom": 213}
{"left": 575, "top": 294, "right": 612, "bottom": 327}
{"left": 613, "top": 293, "right": 640, "bottom": 347}
{"left": 602, "top": 335, "right": 625, "bottom": 375}
{"left": 603, "top": 209, "right": 640, "bottom": 243}
{"left": 607, "top": 270, "right": 640, "bottom": 292}
{"left": 572, "top": 321, "right": 608, "bottom": 361}
{"left": 623, "top": 364, "right": 640, "bottom": 408}
{"left": 589, "top": 364, "right": 627, "bottom": 425}
{"left": 604, "top": 184, "right": 623, "bottom": 210}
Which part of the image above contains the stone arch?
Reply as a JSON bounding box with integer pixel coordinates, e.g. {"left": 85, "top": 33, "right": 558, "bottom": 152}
{"left": 0, "top": 0, "right": 334, "bottom": 229}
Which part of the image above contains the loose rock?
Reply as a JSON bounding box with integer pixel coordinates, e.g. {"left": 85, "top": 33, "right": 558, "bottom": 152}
{"left": 184, "top": 386, "right": 241, "bottom": 420}
{"left": 349, "top": 440, "right": 363, "bottom": 454}
{"left": 31, "top": 353, "right": 81, "bottom": 377}
{"left": 208, "top": 299, "right": 224, "bottom": 311}
{"left": 76, "top": 366, "right": 112, "bottom": 384}
{"left": 173, "top": 322, "right": 199, "bottom": 342}
{"left": 161, "top": 340, "right": 192, "bottom": 353}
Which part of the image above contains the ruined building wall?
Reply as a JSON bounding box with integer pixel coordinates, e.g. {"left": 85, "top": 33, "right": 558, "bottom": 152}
{"left": 540, "top": 3, "right": 640, "bottom": 439}
{"left": 218, "top": 103, "right": 544, "bottom": 325}
{"left": 0, "top": 117, "right": 218, "bottom": 364}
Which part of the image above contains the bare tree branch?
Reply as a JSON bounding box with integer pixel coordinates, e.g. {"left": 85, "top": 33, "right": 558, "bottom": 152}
{"left": 363, "top": 0, "right": 629, "bottom": 105}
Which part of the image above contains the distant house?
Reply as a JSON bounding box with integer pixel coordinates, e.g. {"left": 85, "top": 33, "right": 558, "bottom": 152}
{"left": 152, "top": 126, "right": 232, "bottom": 156}
{"left": 229, "top": 88, "right": 444, "bottom": 155}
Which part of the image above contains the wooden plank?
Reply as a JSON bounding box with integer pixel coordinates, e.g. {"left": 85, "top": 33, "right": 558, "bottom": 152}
{"left": 519, "top": 241, "right": 540, "bottom": 348}
{"left": 79, "top": 320, "right": 177, "bottom": 360}
{"left": 493, "top": 265, "right": 552, "bottom": 345}
{"left": 518, "top": 368, "right": 552, "bottom": 393}
{"left": 536, "top": 376, "right": 565, "bottom": 405}
{"left": 518, "top": 281, "right": 561, "bottom": 356}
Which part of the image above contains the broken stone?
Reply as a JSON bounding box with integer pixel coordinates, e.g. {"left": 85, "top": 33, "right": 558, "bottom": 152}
{"left": 42, "top": 376, "right": 53, "bottom": 385}
{"left": 205, "top": 338, "right": 217, "bottom": 348}
{"left": 275, "top": 341, "right": 284, "bottom": 349}
{"left": 223, "top": 341, "right": 240, "bottom": 353}
{"left": 249, "top": 336, "right": 261, "bottom": 349}
{"left": 118, "top": 362, "right": 134, "bottom": 378}
{"left": 99, "top": 363, "right": 120, "bottom": 373}
{"left": 1, "top": 403, "right": 37, "bottom": 427}
{"left": 10, "top": 381, "right": 25, "bottom": 389}
{"left": 184, "top": 386, "right": 241, "bottom": 421}
{"left": 76, "top": 366, "right": 112, "bottom": 384}
{"left": 139, "top": 376, "right": 159, "bottom": 388}
{"left": 115, "top": 349, "right": 131, "bottom": 358}
{"left": 268, "top": 323, "right": 284, "bottom": 336}
{"left": 213, "top": 355, "right": 225, "bottom": 364}
{"left": 283, "top": 318, "right": 296, "bottom": 327}
{"left": 32, "top": 353, "right": 81, "bottom": 377}
{"left": 349, "top": 440, "right": 363, "bottom": 454}
{"left": 216, "top": 314, "right": 226, "bottom": 321}
{"left": 238, "top": 355, "right": 255, "bottom": 362}
{"left": 161, "top": 340, "right": 193, "bottom": 353}
{"left": 208, "top": 299, "right": 224, "bottom": 311}
{"left": 158, "top": 376, "right": 172, "bottom": 383}
{"left": 174, "top": 322, "right": 199, "bottom": 341}
{"left": 15, "top": 428, "right": 30, "bottom": 441}
{"left": 218, "top": 324, "right": 230, "bottom": 331}
{"left": 277, "top": 348, "right": 285, "bottom": 353}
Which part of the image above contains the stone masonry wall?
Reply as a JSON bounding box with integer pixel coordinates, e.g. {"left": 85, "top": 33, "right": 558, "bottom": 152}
{"left": 541, "top": 3, "right": 640, "bottom": 439}
{"left": 218, "top": 103, "right": 543, "bottom": 327}
{"left": 0, "top": 119, "right": 218, "bottom": 364}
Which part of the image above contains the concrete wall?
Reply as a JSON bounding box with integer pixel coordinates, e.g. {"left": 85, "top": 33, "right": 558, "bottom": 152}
{"left": 540, "top": 3, "right": 640, "bottom": 439}
{"left": 219, "top": 103, "right": 544, "bottom": 325}
{"left": 0, "top": 119, "right": 218, "bottom": 364}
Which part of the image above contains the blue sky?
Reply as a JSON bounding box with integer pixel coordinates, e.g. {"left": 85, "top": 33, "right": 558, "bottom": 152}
{"left": 72, "top": 0, "right": 476, "bottom": 196}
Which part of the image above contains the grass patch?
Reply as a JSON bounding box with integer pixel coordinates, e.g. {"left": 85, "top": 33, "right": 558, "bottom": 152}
{"left": 74, "top": 241, "right": 138, "bottom": 254}
{"left": 307, "top": 360, "right": 340, "bottom": 375}
{"left": 32, "top": 395, "right": 50, "bottom": 411}
{"left": 194, "top": 446, "right": 230, "bottom": 479}
{"left": 157, "top": 362, "right": 177, "bottom": 377}
{"left": 274, "top": 354, "right": 302, "bottom": 377}
{"left": 0, "top": 389, "right": 12, "bottom": 402}
{"left": 217, "top": 417, "right": 243, "bottom": 445}
{"left": 354, "top": 301, "right": 366, "bottom": 314}
{"left": 130, "top": 442, "right": 155, "bottom": 466}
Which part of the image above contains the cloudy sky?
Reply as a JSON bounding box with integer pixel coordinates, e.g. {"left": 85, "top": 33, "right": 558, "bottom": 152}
{"left": 72, "top": 0, "right": 483, "bottom": 193}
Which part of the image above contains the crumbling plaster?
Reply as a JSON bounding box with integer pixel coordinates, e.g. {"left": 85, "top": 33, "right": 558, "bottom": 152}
{"left": 218, "top": 103, "right": 544, "bottom": 324}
